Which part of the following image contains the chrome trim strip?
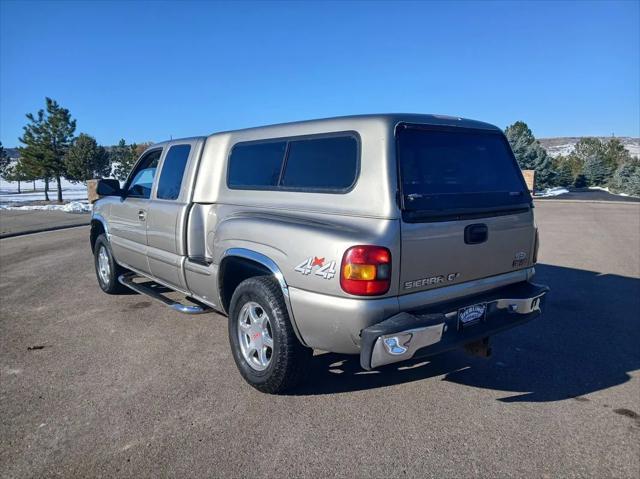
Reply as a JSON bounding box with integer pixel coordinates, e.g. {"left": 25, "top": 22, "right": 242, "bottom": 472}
{"left": 220, "top": 247, "right": 307, "bottom": 346}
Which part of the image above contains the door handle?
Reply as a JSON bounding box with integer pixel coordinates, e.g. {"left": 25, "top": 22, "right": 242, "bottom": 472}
{"left": 138, "top": 210, "right": 146, "bottom": 221}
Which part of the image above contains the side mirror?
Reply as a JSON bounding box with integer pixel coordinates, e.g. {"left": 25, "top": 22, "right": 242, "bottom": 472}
{"left": 96, "top": 179, "right": 122, "bottom": 197}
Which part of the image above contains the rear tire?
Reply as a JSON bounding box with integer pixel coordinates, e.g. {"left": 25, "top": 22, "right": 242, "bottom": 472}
{"left": 228, "top": 276, "right": 312, "bottom": 394}
{"left": 94, "top": 234, "right": 127, "bottom": 294}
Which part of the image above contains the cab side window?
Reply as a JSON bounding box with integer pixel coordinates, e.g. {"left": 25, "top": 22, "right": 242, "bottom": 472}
{"left": 126, "top": 149, "right": 162, "bottom": 198}
{"left": 157, "top": 144, "right": 192, "bottom": 200}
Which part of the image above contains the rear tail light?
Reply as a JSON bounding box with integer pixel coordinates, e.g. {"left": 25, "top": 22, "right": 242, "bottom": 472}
{"left": 340, "top": 245, "right": 391, "bottom": 296}
{"left": 533, "top": 229, "right": 539, "bottom": 264}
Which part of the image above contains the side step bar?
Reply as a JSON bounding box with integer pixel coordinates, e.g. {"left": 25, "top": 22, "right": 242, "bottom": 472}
{"left": 118, "top": 272, "right": 211, "bottom": 314}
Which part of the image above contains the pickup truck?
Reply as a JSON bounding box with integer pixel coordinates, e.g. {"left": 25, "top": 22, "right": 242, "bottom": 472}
{"left": 91, "top": 114, "right": 549, "bottom": 394}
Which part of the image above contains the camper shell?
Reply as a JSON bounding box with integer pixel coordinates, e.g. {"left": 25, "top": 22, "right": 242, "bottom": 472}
{"left": 91, "top": 114, "right": 549, "bottom": 393}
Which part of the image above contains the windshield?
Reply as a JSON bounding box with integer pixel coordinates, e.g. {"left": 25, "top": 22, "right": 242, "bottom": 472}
{"left": 397, "top": 125, "right": 529, "bottom": 214}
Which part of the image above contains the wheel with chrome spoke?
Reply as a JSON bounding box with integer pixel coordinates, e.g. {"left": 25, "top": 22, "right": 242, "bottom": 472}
{"left": 93, "top": 234, "right": 127, "bottom": 294}
{"left": 237, "top": 302, "right": 274, "bottom": 371}
{"left": 97, "top": 245, "right": 111, "bottom": 285}
{"left": 228, "top": 276, "right": 312, "bottom": 394}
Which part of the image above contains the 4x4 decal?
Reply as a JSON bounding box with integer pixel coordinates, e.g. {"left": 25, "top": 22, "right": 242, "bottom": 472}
{"left": 295, "top": 256, "right": 337, "bottom": 280}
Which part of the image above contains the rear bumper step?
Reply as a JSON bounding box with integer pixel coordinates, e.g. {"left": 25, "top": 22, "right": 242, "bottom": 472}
{"left": 118, "top": 272, "right": 211, "bottom": 314}
{"left": 360, "top": 281, "right": 549, "bottom": 370}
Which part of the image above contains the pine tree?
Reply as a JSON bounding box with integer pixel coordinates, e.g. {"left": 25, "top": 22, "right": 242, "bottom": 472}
{"left": 603, "top": 138, "right": 631, "bottom": 168}
{"left": 0, "top": 142, "right": 10, "bottom": 179}
{"left": 565, "top": 152, "right": 584, "bottom": 179}
{"left": 18, "top": 108, "right": 52, "bottom": 200}
{"left": 19, "top": 98, "right": 76, "bottom": 202}
{"left": 504, "top": 121, "right": 557, "bottom": 189}
{"left": 574, "top": 174, "right": 588, "bottom": 188}
{"left": 609, "top": 157, "right": 640, "bottom": 196}
{"left": 553, "top": 155, "right": 574, "bottom": 187}
{"left": 583, "top": 154, "right": 612, "bottom": 186}
{"left": 4, "top": 160, "right": 36, "bottom": 194}
{"left": 3, "top": 166, "right": 21, "bottom": 194}
{"left": 43, "top": 98, "right": 76, "bottom": 201}
{"left": 573, "top": 137, "right": 602, "bottom": 159}
{"left": 133, "top": 142, "right": 153, "bottom": 158}
{"left": 112, "top": 141, "right": 153, "bottom": 181}
{"left": 64, "top": 133, "right": 111, "bottom": 182}
{"left": 571, "top": 138, "right": 615, "bottom": 187}
{"left": 17, "top": 155, "right": 46, "bottom": 196}
{"left": 111, "top": 139, "right": 138, "bottom": 181}
{"left": 20, "top": 154, "right": 51, "bottom": 200}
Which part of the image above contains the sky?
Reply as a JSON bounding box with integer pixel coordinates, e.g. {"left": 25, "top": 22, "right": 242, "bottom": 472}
{"left": 1, "top": 0, "right": 638, "bottom": 147}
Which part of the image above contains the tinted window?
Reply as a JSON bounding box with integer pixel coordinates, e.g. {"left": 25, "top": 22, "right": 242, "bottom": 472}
{"left": 157, "top": 144, "right": 191, "bottom": 200}
{"left": 397, "top": 126, "right": 527, "bottom": 212}
{"left": 127, "top": 149, "right": 161, "bottom": 199}
{"left": 228, "top": 141, "right": 286, "bottom": 188}
{"left": 281, "top": 136, "right": 358, "bottom": 190}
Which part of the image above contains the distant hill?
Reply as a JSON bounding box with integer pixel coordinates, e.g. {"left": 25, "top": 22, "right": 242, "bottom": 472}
{"left": 3, "top": 147, "right": 19, "bottom": 159}
{"left": 539, "top": 137, "right": 640, "bottom": 158}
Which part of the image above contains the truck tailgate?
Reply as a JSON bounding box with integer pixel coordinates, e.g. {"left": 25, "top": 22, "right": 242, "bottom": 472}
{"left": 396, "top": 123, "right": 535, "bottom": 295}
{"left": 400, "top": 210, "right": 534, "bottom": 294}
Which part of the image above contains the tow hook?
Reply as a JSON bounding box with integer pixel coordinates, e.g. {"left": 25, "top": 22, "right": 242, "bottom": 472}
{"left": 464, "top": 337, "right": 492, "bottom": 358}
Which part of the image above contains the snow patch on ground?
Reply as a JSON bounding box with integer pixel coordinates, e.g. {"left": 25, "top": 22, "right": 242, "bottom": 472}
{"left": 0, "top": 188, "right": 88, "bottom": 203}
{"left": 588, "top": 186, "right": 639, "bottom": 198}
{"left": 0, "top": 200, "right": 91, "bottom": 213}
{"left": 534, "top": 187, "right": 570, "bottom": 198}
{"left": 533, "top": 186, "right": 639, "bottom": 200}
{"left": 585, "top": 186, "right": 637, "bottom": 197}
{"left": 0, "top": 177, "right": 87, "bottom": 203}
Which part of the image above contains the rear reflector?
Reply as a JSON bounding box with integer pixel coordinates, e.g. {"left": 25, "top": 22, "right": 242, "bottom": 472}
{"left": 340, "top": 245, "right": 391, "bottom": 296}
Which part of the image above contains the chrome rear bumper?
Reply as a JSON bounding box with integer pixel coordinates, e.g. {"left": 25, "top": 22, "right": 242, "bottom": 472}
{"left": 360, "top": 281, "right": 549, "bottom": 370}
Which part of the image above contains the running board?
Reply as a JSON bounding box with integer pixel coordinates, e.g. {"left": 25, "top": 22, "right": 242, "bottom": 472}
{"left": 118, "top": 273, "right": 211, "bottom": 314}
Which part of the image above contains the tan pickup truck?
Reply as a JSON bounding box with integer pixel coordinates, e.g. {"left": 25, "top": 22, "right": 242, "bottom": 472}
{"left": 90, "top": 114, "right": 549, "bottom": 393}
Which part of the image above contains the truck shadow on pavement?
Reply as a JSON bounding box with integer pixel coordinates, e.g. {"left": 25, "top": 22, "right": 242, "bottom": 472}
{"left": 294, "top": 264, "right": 640, "bottom": 401}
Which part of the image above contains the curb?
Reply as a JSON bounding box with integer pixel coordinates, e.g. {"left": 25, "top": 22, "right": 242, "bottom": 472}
{"left": 0, "top": 223, "right": 89, "bottom": 239}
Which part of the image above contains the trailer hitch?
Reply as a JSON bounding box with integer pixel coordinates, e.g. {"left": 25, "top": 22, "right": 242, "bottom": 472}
{"left": 464, "top": 337, "right": 492, "bottom": 358}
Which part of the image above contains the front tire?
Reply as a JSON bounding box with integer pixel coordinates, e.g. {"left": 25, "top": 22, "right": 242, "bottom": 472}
{"left": 94, "top": 234, "right": 127, "bottom": 294}
{"left": 228, "top": 276, "right": 312, "bottom": 394}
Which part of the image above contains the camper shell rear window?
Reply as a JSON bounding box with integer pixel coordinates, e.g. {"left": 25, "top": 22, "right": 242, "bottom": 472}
{"left": 396, "top": 123, "right": 531, "bottom": 221}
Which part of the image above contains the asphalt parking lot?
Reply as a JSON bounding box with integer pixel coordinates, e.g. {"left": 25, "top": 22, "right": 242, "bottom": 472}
{"left": 1, "top": 201, "right": 639, "bottom": 478}
{"left": 0, "top": 210, "right": 90, "bottom": 238}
